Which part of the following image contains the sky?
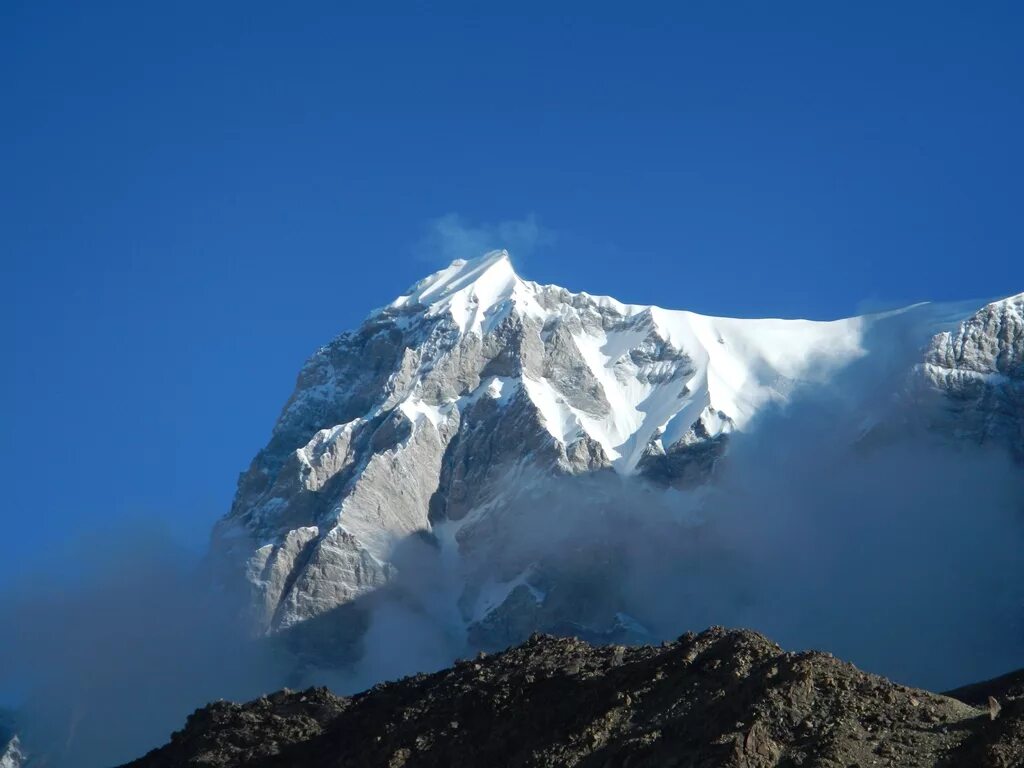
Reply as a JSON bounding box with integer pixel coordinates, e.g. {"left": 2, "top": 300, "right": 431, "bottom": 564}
{"left": 1, "top": 1, "right": 1023, "bottom": 580}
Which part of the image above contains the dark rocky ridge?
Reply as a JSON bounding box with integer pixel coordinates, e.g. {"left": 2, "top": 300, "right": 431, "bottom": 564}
{"left": 123, "top": 627, "right": 1023, "bottom": 768}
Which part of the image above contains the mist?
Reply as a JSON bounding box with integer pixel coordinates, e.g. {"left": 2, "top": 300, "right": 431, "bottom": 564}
{"left": 0, "top": 528, "right": 290, "bottom": 767}
{"left": 679, "top": 412, "right": 1024, "bottom": 688}
{"left": 3, "top": 365, "right": 1022, "bottom": 767}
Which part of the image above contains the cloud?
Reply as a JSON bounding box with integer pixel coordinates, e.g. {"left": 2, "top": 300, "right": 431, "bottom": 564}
{"left": 415, "top": 213, "right": 554, "bottom": 266}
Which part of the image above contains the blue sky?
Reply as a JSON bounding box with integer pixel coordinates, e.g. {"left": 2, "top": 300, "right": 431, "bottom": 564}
{"left": 2, "top": 1, "right": 1022, "bottom": 579}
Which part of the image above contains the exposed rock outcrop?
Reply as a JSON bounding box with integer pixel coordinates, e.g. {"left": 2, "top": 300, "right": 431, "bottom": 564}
{"left": 918, "top": 293, "right": 1024, "bottom": 459}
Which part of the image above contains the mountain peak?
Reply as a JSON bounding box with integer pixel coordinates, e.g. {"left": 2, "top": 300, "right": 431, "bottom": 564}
{"left": 389, "top": 249, "right": 524, "bottom": 331}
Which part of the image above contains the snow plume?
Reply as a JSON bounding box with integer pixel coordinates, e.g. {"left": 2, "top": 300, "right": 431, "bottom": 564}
{"left": 415, "top": 213, "right": 554, "bottom": 266}
{"left": 0, "top": 527, "right": 290, "bottom": 768}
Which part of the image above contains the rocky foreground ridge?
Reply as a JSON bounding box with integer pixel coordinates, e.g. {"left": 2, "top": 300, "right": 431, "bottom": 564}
{"left": 124, "top": 627, "right": 1024, "bottom": 768}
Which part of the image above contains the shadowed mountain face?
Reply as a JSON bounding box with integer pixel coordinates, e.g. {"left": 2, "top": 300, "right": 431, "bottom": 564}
{"left": 123, "top": 627, "right": 1024, "bottom": 768}
{"left": 211, "top": 250, "right": 1024, "bottom": 662}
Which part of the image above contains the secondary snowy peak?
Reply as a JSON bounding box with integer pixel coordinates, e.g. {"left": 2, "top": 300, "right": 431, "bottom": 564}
{"left": 918, "top": 291, "right": 1024, "bottom": 459}
{"left": 215, "top": 252, "right": 1020, "bottom": 650}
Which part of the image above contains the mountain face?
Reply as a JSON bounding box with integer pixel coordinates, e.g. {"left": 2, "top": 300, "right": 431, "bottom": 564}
{"left": 124, "top": 627, "right": 1024, "bottom": 768}
{"left": 211, "top": 251, "right": 1023, "bottom": 659}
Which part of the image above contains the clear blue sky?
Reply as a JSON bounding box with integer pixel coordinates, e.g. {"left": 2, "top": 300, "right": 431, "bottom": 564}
{"left": 2, "top": 2, "right": 1022, "bottom": 579}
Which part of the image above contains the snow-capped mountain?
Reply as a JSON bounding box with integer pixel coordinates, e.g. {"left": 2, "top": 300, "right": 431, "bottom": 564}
{"left": 212, "top": 251, "right": 1023, "bottom": 657}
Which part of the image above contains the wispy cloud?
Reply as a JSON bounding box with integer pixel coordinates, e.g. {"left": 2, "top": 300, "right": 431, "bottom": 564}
{"left": 415, "top": 213, "right": 555, "bottom": 266}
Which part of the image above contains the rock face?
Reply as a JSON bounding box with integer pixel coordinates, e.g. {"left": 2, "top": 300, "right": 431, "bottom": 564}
{"left": 123, "top": 627, "right": 1024, "bottom": 768}
{"left": 212, "top": 250, "right": 1024, "bottom": 656}
{"left": 917, "top": 293, "right": 1024, "bottom": 459}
